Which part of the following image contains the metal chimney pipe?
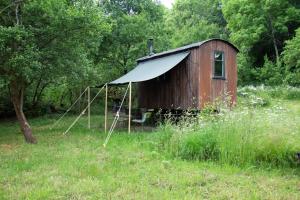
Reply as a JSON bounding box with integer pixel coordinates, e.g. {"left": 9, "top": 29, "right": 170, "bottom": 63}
{"left": 147, "top": 38, "right": 154, "bottom": 56}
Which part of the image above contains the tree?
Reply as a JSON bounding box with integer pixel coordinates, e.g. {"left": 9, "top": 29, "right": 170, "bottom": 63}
{"left": 282, "top": 27, "right": 300, "bottom": 86}
{"left": 222, "top": 0, "right": 300, "bottom": 67}
{"left": 97, "top": 0, "right": 169, "bottom": 82}
{"left": 167, "top": 0, "right": 228, "bottom": 47}
{"left": 0, "top": 0, "right": 109, "bottom": 143}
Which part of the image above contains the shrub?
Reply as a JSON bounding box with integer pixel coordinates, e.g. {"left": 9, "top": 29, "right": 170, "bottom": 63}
{"left": 257, "top": 56, "right": 283, "bottom": 85}
{"left": 282, "top": 27, "right": 300, "bottom": 86}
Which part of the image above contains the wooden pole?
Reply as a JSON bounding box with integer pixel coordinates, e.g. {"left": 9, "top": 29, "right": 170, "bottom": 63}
{"left": 104, "top": 83, "right": 108, "bottom": 133}
{"left": 128, "top": 82, "right": 132, "bottom": 133}
{"left": 88, "top": 86, "right": 90, "bottom": 129}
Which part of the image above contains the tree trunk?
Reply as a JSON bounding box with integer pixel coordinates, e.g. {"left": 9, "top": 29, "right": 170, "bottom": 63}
{"left": 10, "top": 1, "right": 36, "bottom": 143}
{"left": 10, "top": 80, "right": 37, "bottom": 144}
{"left": 31, "top": 76, "right": 42, "bottom": 108}
{"left": 31, "top": 81, "right": 48, "bottom": 109}
{"left": 272, "top": 36, "right": 280, "bottom": 67}
{"left": 267, "top": 15, "right": 280, "bottom": 67}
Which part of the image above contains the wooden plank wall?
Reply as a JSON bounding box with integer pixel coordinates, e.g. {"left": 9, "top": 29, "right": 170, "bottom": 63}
{"left": 138, "top": 40, "right": 237, "bottom": 110}
{"left": 138, "top": 48, "right": 200, "bottom": 109}
{"left": 198, "top": 40, "right": 237, "bottom": 108}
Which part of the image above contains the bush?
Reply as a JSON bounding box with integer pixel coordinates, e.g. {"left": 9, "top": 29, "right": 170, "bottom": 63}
{"left": 237, "top": 53, "right": 259, "bottom": 86}
{"left": 282, "top": 27, "right": 300, "bottom": 86}
{"left": 257, "top": 56, "right": 283, "bottom": 86}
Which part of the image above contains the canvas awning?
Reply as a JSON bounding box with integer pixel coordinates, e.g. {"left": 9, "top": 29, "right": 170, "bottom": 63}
{"left": 110, "top": 51, "right": 190, "bottom": 85}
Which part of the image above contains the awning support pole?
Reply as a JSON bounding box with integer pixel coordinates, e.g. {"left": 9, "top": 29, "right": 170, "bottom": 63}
{"left": 88, "top": 86, "right": 91, "bottom": 129}
{"left": 128, "top": 82, "right": 132, "bottom": 133}
{"left": 104, "top": 83, "right": 108, "bottom": 133}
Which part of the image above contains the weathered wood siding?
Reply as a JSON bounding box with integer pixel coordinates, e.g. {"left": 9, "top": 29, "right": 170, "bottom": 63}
{"left": 137, "top": 48, "right": 199, "bottom": 109}
{"left": 138, "top": 40, "right": 237, "bottom": 109}
{"left": 198, "top": 40, "right": 237, "bottom": 108}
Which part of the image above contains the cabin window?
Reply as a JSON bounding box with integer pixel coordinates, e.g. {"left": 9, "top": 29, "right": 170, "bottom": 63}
{"left": 213, "top": 51, "right": 225, "bottom": 78}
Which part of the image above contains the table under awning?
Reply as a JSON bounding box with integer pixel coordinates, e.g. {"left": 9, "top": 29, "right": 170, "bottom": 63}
{"left": 110, "top": 51, "right": 190, "bottom": 85}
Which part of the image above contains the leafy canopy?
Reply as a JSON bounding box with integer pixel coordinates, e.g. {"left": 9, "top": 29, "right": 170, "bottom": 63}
{"left": 167, "top": 0, "right": 228, "bottom": 47}
{"left": 97, "top": 0, "right": 169, "bottom": 82}
{"left": 0, "top": 0, "right": 110, "bottom": 85}
{"left": 283, "top": 28, "right": 300, "bottom": 86}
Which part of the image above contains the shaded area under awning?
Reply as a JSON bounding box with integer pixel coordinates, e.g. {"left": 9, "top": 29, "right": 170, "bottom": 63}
{"left": 110, "top": 51, "right": 190, "bottom": 85}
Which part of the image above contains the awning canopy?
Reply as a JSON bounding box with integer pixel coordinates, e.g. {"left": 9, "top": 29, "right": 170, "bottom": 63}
{"left": 110, "top": 51, "right": 190, "bottom": 85}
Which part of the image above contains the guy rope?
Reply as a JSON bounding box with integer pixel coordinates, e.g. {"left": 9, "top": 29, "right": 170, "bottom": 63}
{"left": 62, "top": 84, "right": 106, "bottom": 135}
{"left": 50, "top": 87, "right": 88, "bottom": 130}
{"left": 103, "top": 82, "right": 130, "bottom": 147}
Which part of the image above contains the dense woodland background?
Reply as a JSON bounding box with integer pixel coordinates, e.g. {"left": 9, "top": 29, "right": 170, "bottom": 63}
{"left": 0, "top": 0, "right": 300, "bottom": 142}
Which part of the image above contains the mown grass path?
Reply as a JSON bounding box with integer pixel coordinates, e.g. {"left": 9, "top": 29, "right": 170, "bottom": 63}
{"left": 0, "top": 110, "right": 299, "bottom": 199}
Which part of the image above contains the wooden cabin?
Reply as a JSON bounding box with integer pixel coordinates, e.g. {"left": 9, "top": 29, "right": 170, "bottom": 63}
{"left": 137, "top": 39, "right": 238, "bottom": 109}
{"left": 110, "top": 38, "right": 239, "bottom": 110}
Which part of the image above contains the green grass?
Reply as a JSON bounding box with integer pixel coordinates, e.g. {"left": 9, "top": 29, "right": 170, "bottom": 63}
{"left": 0, "top": 87, "right": 300, "bottom": 199}
{"left": 238, "top": 85, "right": 300, "bottom": 101}
{"left": 0, "top": 114, "right": 299, "bottom": 199}
{"left": 156, "top": 99, "right": 300, "bottom": 168}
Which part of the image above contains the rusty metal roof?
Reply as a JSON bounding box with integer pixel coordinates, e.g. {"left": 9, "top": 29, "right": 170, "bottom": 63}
{"left": 137, "top": 38, "right": 239, "bottom": 62}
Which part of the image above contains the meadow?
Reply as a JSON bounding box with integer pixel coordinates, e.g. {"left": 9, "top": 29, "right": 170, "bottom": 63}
{"left": 157, "top": 86, "right": 300, "bottom": 168}
{"left": 0, "top": 86, "right": 300, "bottom": 199}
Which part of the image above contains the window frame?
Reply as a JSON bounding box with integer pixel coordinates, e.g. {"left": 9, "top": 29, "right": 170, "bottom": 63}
{"left": 213, "top": 50, "right": 225, "bottom": 79}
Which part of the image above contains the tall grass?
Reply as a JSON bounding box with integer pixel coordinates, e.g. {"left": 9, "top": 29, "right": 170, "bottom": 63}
{"left": 238, "top": 85, "right": 300, "bottom": 102}
{"left": 155, "top": 86, "right": 300, "bottom": 168}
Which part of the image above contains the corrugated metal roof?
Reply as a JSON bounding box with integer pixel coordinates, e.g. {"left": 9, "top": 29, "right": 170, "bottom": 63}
{"left": 137, "top": 38, "right": 239, "bottom": 62}
{"left": 110, "top": 51, "right": 190, "bottom": 85}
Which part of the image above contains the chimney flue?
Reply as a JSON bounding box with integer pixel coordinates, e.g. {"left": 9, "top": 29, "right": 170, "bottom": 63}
{"left": 147, "top": 38, "right": 154, "bottom": 56}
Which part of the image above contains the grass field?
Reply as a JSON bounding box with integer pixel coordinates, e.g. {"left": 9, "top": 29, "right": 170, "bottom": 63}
{"left": 0, "top": 87, "right": 300, "bottom": 199}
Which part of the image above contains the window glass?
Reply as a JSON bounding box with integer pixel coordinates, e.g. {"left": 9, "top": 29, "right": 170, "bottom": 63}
{"left": 214, "top": 51, "right": 224, "bottom": 77}
{"left": 214, "top": 52, "right": 223, "bottom": 60}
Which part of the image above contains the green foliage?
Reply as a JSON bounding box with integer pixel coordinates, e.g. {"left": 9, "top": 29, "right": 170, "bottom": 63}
{"left": 0, "top": 80, "right": 14, "bottom": 117}
{"left": 257, "top": 56, "right": 283, "bottom": 85}
{"left": 176, "top": 131, "right": 219, "bottom": 161}
{"left": 282, "top": 27, "right": 300, "bottom": 86}
{"left": 236, "top": 53, "right": 258, "bottom": 85}
{"left": 167, "top": 0, "right": 228, "bottom": 47}
{"left": 1, "top": 0, "right": 109, "bottom": 81}
{"left": 0, "top": 0, "right": 300, "bottom": 118}
{"left": 0, "top": 26, "right": 40, "bottom": 82}
{"left": 156, "top": 87, "right": 300, "bottom": 168}
{"left": 223, "top": 0, "right": 300, "bottom": 53}
{"left": 97, "top": 0, "right": 169, "bottom": 83}
{"left": 0, "top": 0, "right": 110, "bottom": 116}
{"left": 223, "top": 0, "right": 300, "bottom": 84}
{"left": 238, "top": 85, "right": 300, "bottom": 101}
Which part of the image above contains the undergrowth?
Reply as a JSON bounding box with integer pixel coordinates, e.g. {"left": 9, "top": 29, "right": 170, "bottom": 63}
{"left": 154, "top": 85, "right": 300, "bottom": 168}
